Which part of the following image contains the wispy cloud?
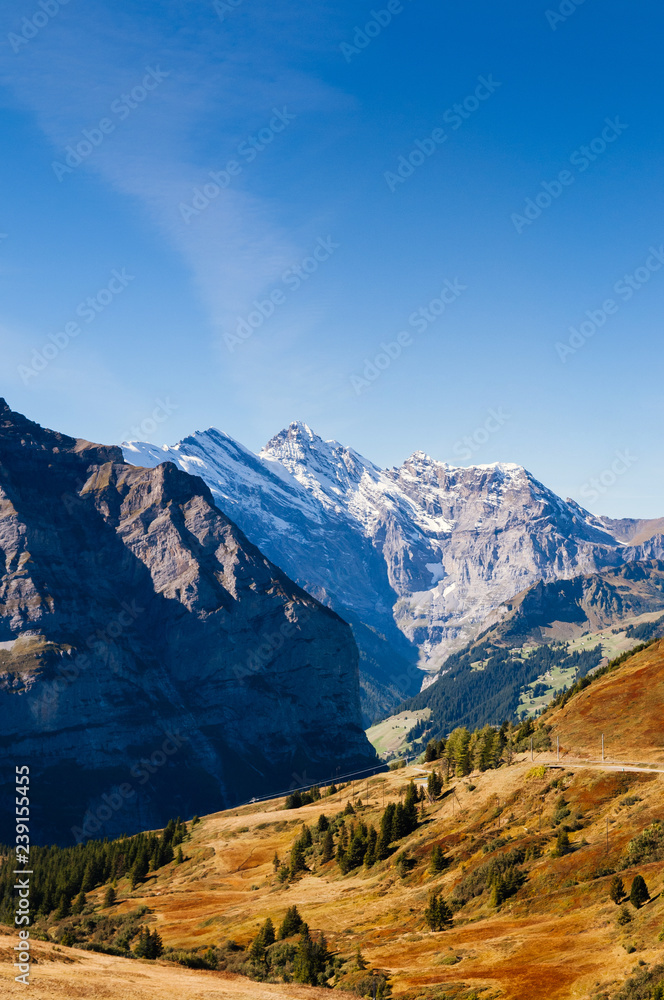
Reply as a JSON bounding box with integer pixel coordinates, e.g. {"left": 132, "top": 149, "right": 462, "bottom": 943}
{"left": 0, "top": 0, "right": 353, "bottom": 331}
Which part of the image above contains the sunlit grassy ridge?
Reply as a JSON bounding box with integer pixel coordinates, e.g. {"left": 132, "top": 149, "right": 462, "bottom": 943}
{"left": 3, "top": 641, "right": 664, "bottom": 999}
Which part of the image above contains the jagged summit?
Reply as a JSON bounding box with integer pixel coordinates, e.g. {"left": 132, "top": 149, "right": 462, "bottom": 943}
{"left": 123, "top": 418, "right": 664, "bottom": 716}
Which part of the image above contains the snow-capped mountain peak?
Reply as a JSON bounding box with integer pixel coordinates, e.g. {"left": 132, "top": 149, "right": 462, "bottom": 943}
{"left": 122, "top": 421, "right": 664, "bottom": 718}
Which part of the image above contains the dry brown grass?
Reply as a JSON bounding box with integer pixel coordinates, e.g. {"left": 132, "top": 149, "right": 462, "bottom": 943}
{"left": 545, "top": 638, "right": 664, "bottom": 765}
{"left": 5, "top": 643, "right": 664, "bottom": 999}
{"left": 0, "top": 931, "right": 351, "bottom": 998}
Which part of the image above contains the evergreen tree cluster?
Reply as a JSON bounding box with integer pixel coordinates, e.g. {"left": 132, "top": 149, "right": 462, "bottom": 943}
{"left": 284, "top": 786, "right": 322, "bottom": 810}
{"left": 246, "top": 906, "right": 332, "bottom": 986}
{"left": 403, "top": 639, "right": 604, "bottom": 743}
{"left": 134, "top": 925, "right": 164, "bottom": 959}
{"left": 424, "top": 890, "right": 453, "bottom": 930}
{"left": 624, "top": 820, "right": 664, "bottom": 865}
{"left": 423, "top": 718, "right": 549, "bottom": 779}
{"left": 450, "top": 847, "right": 526, "bottom": 908}
{"left": 0, "top": 818, "right": 188, "bottom": 924}
{"left": 278, "top": 782, "right": 423, "bottom": 881}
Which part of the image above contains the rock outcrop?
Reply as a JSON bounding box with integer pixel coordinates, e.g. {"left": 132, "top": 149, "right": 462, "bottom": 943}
{"left": 0, "top": 401, "right": 377, "bottom": 845}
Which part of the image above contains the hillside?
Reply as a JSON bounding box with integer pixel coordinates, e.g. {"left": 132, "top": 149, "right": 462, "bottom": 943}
{"left": 390, "top": 564, "right": 664, "bottom": 756}
{"left": 0, "top": 400, "right": 377, "bottom": 844}
{"left": 478, "top": 561, "right": 664, "bottom": 648}
{"left": 5, "top": 643, "right": 664, "bottom": 1000}
{"left": 545, "top": 639, "right": 664, "bottom": 765}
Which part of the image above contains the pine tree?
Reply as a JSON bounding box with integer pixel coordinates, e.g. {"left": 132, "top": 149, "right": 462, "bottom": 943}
{"left": 81, "top": 861, "right": 96, "bottom": 893}
{"left": 391, "top": 803, "right": 409, "bottom": 842}
{"left": 317, "top": 814, "right": 329, "bottom": 832}
{"left": 403, "top": 781, "right": 419, "bottom": 832}
{"left": 424, "top": 740, "right": 439, "bottom": 762}
{"left": 278, "top": 905, "right": 303, "bottom": 940}
{"left": 364, "top": 827, "right": 377, "bottom": 867}
{"left": 490, "top": 875, "right": 505, "bottom": 907}
{"left": 321, "top": 830, "right": 334, "bottom": 863}
{"left": 176, "top": 847, "right": 184, "bottom": 865}
{"left": 250, "top": 917, "right": 275, "bottom": 962}
{"left": 72, "top": 890, "right": 87, "bottom": 914}
{"left": 629, "top": 874, "right": 649, "bottom": 908}
{"left": 427, "top": 770, "right": 442, "bottom": 799}
{"left": 290, "top": 840, "right": 307, "bottom": 876}
{"left": 149, "top": 929, "right": 163, "bottom": 958}
{"left": 380, "top": 803, "right": 395, "bottom": 846}
{"left": 424, "top": 891, "right": 453, "bottom": 931}
{"left": 553, "top": 829, "right": 570, "bottom": 857}
{"left": 130, "top": 846, "right": 150, "bottom": 889}
{"left": 134, "top": 927, "right": 150, "bottom": 958}
{"left": 429, "top": 844, "right": 446, "bottom": 874}
{"left": 609, "top": 875, "right": 625, "bottom": 905}
{"left": 346, "top": 825, "right": 368, "bottom": 871}
{"left": 104, "top": 885, "right": 117, "bottom": 907}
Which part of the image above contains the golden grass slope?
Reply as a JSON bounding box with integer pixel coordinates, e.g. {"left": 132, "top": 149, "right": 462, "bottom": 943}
{"left": 5, "top": 642, "right": 664, "bottom": 1000}
{"left": 0, "top": 931, "right": 349, "bottom": 999}
{"left": 546, "top": 638, "right": 664, "bottom": 764}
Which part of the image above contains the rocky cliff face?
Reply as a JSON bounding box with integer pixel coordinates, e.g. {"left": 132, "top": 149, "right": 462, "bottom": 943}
{"left": 0, "top": 401, "right": 376, "bottom": 845}
{"left": 476, "top": 559, "right": 664, "bottom": 648}
{"left": 124, "top": 422, "right": 664, "bottom": 715}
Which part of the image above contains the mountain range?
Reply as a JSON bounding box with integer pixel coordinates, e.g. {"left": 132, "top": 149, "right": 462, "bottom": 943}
{"left": 0, "top": 401, "right": 376, "bottom": 844}
{"left": 125, "top": 421, "right": 664, "bottom": 721}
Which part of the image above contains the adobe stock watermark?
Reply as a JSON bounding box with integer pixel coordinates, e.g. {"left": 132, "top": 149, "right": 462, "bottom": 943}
{"left": 340, "top": 0, "right": 416, "bottom": 63}
{"left": 71, "top": 730, "right": 188, "bottom": 844}
{"left": 41, "top": 597, "right": 145, "bottom": 707}
{"left": 384, "top": 75, "right": 501, "bottom": 193}
{"left": 511, "top": 116, "right": 628, "bottom": 233}
{"left": 224, "top": 236, "right": 339, "bottom": 352}
{"left": 213, "top": 0, "right": 246, "bottom": 21}
{"left": 555, "top": 244, "right": 664, "bottom": 362}
{"left": 452, "top": 408, "right": 511, "bottom": 462}
{"left": 8, "top": 0, "right": 72, "bottom": 54}
{"left": 179, "top": 107, "right": 296, "bottom": 224}
{"left": 122, "top": 397, "right": 179, "bottom": 442}
{"left": 546, "top": 0, "right": 589, "bottom": 31}
{"left": 17, "top": 269, "right": 135, "bottom": 384}
{"left": 231, "top": 609, "right": 314, "bottom": 684}
{"left": 579, "top": 450, "right": 637, "bottom": 505}
{"left": 52, "top": 67, "right": 170, "bottom": 181}
{"left": 350, "top": 278, "right": 466, "bottom": 394}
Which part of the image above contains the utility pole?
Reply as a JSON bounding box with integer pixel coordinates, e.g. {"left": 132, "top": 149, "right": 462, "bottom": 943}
{"left": 602, "top": 734, "right": 605, "bottom": 763}
{"left": 606, "top": 816, "right": 609, "bottom": 854}
{"left": 557, "top": 735, "right": 559, "bottom": 762}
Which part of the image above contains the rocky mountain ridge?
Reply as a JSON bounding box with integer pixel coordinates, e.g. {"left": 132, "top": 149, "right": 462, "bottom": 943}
{"left": 124, "top": 421, "right": 664, "bottom": 717}
{"left": 0, "top": 401, "right": 377, "bottom": 844}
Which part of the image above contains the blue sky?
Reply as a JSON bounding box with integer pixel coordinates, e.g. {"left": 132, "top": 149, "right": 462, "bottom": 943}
{"left": 1, "top": 0, "right": 662, "bottom": 517}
